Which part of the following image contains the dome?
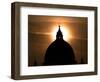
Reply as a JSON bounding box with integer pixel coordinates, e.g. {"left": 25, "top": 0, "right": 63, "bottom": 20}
{"left": 43, "top": 26, "right": 77, "bottom": 65}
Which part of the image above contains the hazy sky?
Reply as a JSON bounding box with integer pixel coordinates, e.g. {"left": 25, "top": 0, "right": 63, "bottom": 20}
{"left": 28, "top": 15, "right": 87, "bottom": 66}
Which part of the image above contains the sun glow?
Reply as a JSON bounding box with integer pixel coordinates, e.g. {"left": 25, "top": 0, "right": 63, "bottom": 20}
{"left": 52, "top": 25, "right": 71, "bottom": 41}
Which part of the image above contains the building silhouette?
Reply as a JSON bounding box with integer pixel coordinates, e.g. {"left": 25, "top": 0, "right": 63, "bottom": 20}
{"left": 43, "top": 25, "right": 77, "bottom": 65}
{"left": 80, "top": 58, "right": 84, "bottom": 64}
{"left": 33, "top": 59, "right": 37, "bottom": 66}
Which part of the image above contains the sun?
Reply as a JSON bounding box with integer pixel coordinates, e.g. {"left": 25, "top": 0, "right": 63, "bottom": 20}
{"left": 52, "top": 25, "right": 70, "bottom": 41}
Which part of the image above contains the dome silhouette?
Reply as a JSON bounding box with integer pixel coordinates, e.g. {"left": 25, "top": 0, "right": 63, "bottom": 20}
{"left": 43, "top": 25, "right": 77, "bottom": 65}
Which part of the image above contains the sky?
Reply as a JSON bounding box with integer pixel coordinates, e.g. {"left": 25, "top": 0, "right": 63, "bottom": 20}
{"left": 28, "top": 15, "right": 87, "bottom": 66}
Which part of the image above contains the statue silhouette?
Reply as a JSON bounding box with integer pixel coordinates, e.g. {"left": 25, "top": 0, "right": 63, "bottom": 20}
{"left": 43, "top": 25, "right": 77, "bottom": 65}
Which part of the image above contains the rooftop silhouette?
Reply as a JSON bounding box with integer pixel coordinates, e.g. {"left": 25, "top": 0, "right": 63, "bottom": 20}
{"left": 43, "top": 25, "right": 77, "bottom": 65}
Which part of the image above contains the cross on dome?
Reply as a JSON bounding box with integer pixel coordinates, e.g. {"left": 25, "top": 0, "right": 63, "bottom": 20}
{"left": 56, "top": 25, "right": 63, "bottom": 39}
